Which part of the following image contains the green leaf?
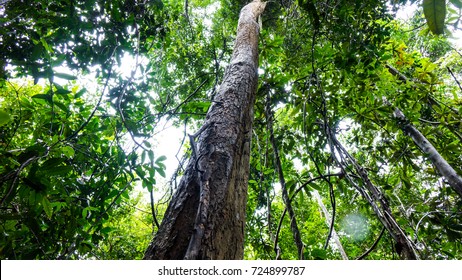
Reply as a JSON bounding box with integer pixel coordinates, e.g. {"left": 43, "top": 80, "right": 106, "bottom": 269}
{"left": 79, "top": 241, "right": 94, "bottom": 254}
{"left": 135, "top": 166, "right": 145, "bottom": 178}
{"left": 155, "top": 155, "right": 167, "bottom": 163}
{"left": 310, "top": 182, "right": 322, "bottom": 191}
{"left": 118, "top": 152, "right": 126, "bottom": 165}
{"left": 82, "top": 206, "right": 98, "bottom": 218}
{"left": 75, "top": 89, "right": 86, "bottom": 99}
{"left": 310, "top": 248, "right": 327, "bottom": 260}
{"left": 51, "top": 201, "right": 67, "bottom": 212}
{"left": 449, "top": 0, "right": 462, "bottom": 9}
{"left": 100, "top": 227, "right": 114, "bottom": 235}
{"left": 54, "top": 72, "right": 77, "bottom": 80}
{"left": 41, "top": 196, "right": 53, "bottom": 219}
{"left": 0, "top": 110, "right": 11, "bottom": 126}
{"left": 53, "top": 101, "right": 68, "bottom": 113}
{"left": 143, "top": 140, "right": 151, "bottom": 148}
{"left": 423, "top": 0, "right": 447, "bottom": 35}
{"left": 142, "top": 179, "right": 154, "bottom": 192}
{"left": 155, "top": 166, "right": 166, "bottom": 178}
{"left": 141, "top": 150, "right": 146, "bottom": 164}
{"left": 148, "top": 150, "right": 154, "bottom": 163}
{"left": 46, "top": 165, "right": 73, "bottom": 176}
{"left": 32, "top": 94, "right": 52, "bottom": 102}
{"left": 62, "top": 146, "right": 75, "bottom": 158}
{"left": 41, "top": 158, "right": 66, "bottom": 170}
{"left": 55, "top": 86, "right": 72, "bottom": 95}
{"left": 121, "top": 190, "right": 130, "bottom": 199}
{"left": 40, "top": 38, "right": 53, "bottom": 53}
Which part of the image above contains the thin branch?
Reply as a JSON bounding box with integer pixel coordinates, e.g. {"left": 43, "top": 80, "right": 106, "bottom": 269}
{"left": 356, "top": 227, "right": 385, "bottom": 260}
{"left": 447, "top": 66, "right": 462, "bottom": 92}
{"left": 150, "top": 190, "right": 160, "bottom": 230}
{"left": 332, "top": 133, "right": 419, "bottom": 259}
{"left": 313, "top": 189, "right": 349, "bottom": 259}
{"left": 290, "top": 173, "right": 344, "bottom": 203}
{"left": 414, "top": 211, "right": 462, "bottom": 242}
{"left": 273, "top": 172, "right": 343, "bottom": 258}
{"left": 65, "top": 55, "right": 115, "bottom": 142}
{"left": 171, "top": 79, "right": 209, "bottom": 115}
{"left": 0, "top": 142, "right": 50, "bottom": 206}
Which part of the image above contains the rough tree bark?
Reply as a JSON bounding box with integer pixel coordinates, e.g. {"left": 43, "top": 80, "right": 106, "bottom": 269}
{"left": 143, "top": 0, "right": 266, "bottom": 260}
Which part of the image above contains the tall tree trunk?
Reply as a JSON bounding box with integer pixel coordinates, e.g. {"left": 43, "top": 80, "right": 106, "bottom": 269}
{"left": 143, "top": 0, "right": 266, "bottom": 260}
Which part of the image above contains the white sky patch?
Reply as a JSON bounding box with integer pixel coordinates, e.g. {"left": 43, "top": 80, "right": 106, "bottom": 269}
{"left": 393, "top": 1, "right": 462, "bottom": 48}
{"left": 203, "top": 2, "right": 221, "bottom": 28}
{"left": 117, "top": 52, "right": 150, "bottom": 79}
{"left": 52, "top": 65, "right": 77, "bottom": 85}
{"left": 152, "top": 118, "right": 186, "bottom": 180}
{"left": 394, "top": 1, "right": 418, "bottom": 21}
{"left": 139, "top": 118, "right": 186, "bottom": 202}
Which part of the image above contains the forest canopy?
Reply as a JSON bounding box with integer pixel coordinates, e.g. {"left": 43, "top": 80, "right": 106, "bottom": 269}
{"left": 1, "top": 0, "right": 461, "bottom": 260}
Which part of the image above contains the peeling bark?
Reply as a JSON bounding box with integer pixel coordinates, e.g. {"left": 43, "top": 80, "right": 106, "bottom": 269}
{"left": 143, "top": 0, "right": 266, "bottom": 260}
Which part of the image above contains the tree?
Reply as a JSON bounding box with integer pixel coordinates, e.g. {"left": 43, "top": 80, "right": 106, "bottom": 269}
{"left": 143, "top": 0, "right": 267, "bottom": 260}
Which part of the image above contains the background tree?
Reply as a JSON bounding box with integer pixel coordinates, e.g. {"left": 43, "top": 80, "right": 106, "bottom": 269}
{"left": 143, "top": 0, "right": 267, "bottom": 260}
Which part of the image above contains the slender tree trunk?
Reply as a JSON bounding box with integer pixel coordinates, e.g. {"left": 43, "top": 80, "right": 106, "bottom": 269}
{"left": 144, "top": 0, "right": 266, "bottom": 260}
{"left": 385, "top": 65, "right": 462, "bottom": 197}
{"left": 266, "top": 94, "right": 304, "bottom": 259}
{"left": 393, "top": 108, "right": 462, "bottom": 197}
{"left": 312, "top": 190, "right": 348, "bottom": 260}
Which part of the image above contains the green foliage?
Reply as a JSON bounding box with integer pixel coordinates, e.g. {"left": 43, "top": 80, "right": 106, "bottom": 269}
{"left": 244, "top": 0, "right": 461, "bottom": 260}
{"left": 423, "top": 0, "right": 447, "bottom": 35}
{"left": 92, "top": 194, "right": 153, "bottom": 259}
{"left": 0, "top": 0, "right": 165, "bottom": 81}
{"left": 0, "top": 81, "right": 156, "bottom": 259}
{"left": 0, "top": 0, "right": 167, "bottom": 259}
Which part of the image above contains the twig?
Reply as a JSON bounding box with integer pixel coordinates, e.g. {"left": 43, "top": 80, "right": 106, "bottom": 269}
{"left": 150, "top": 189, "right": 160, "bottom": 230}
{"left": 356, "top": 227, "right": 385, "bottom": 260}
{"left": 447, "top": 67, "right": 462, "bottom": 92}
